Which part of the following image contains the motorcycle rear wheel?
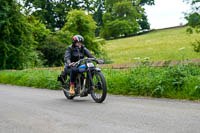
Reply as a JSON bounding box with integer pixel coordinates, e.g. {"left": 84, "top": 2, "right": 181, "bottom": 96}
{"left": 61, "top": 79, "right": 75, "bottom": 100}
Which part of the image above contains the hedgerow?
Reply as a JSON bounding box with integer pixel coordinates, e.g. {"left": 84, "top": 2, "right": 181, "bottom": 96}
{"left": 0, "top": 64, "right": 200, "bottom": 100}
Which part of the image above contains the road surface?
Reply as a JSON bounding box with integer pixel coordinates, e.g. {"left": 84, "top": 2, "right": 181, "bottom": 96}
{"left": 0, "top": 84, "right": 200, "bottom": 133}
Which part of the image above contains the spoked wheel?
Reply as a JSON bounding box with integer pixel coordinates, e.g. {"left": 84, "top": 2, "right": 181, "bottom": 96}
{"left": 91, "top": 71, "right": 107, "bottom": 103}
{"left": 62, "top": 79, "right": 75, "bottom": 100}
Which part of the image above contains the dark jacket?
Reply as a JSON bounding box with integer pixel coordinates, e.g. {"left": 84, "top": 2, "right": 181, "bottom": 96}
{"left": 64, "top": 44, "right": 95, "bottom": 67}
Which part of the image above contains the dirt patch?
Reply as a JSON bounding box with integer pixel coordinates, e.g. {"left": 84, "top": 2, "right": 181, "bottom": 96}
{"left": 27, "top": 58, "right": 200, "bottom": 70}
{"left": 98, "top": 59, "right": 200, "bottom": 69}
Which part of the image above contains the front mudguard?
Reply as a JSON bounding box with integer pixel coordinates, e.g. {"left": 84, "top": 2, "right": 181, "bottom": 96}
{"left": 94, "top": 68, "right": 101, "bottom": 72}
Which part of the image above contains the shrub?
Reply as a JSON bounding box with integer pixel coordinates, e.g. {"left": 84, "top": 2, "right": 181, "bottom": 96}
{"left": 38, "top": 35, "right": 67, "bottom": 67}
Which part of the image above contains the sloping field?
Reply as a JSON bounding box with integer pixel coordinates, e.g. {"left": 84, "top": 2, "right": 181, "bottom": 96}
{"left": 104, "top": 27, "right": 200, "bottom": 64}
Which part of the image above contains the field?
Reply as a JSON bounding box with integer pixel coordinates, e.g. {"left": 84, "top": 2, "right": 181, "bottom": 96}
{"left": 104, "top": 27, "right": 200, "bottom": 64}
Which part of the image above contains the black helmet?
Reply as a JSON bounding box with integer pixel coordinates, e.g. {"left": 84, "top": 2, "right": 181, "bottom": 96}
{"left": 72, "top": 35, "right": 84, "bottom": 45}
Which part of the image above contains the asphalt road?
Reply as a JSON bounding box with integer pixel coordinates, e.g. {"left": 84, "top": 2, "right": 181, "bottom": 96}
{"left": 0, "top": 84, "right": 200, "bottom": 133}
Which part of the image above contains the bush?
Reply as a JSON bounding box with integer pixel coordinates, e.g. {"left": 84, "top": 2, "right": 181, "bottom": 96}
{"left": 38, "top": 35, "right": 68, "bottom": 67}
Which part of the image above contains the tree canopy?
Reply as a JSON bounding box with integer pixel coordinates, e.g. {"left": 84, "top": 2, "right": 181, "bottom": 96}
{"left": 185, "top": 0, "right": 200, "bottom": 33}
{"left": 0, "top": 0, "right": 155, "bottom": 69}
{"left": 100, "top": 0, "right": 151, "bottom": 39}
{"left": 185, "top": 0, "right": 200, "bottom": 53}
{"left": 0, "top": 0, "right": 40, "bottom": 69}
{"left": 23, "top": 0, "right": 154, "bottom": 33}
{"left": 62, "top": 10, "right": 103, "bottom": 55}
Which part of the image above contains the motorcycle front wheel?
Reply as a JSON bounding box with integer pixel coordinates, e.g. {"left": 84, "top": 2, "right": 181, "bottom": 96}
{"left": 91, "top": 71, "right": 107, "bottom": 103}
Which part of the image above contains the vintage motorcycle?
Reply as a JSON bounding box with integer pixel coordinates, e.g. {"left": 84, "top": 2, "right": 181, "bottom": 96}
{"left": 58, "top": 58, "right": 107, "bottom": 103}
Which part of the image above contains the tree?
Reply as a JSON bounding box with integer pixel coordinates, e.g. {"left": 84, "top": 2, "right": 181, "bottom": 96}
{"left": 103, "top": 0, "right": 154, "bottom": 36}
{"left": 139, "top": 0, "right": 154, "bottom": 6}
{"left": 184, "top": 0, "right": 200, "bottom": 52}
{"left": 62, "top": 10, "right": 103, "bottom": 55}
{"left": 185, "top": 0, "right": 200, "bottom": 33}
{"left": 27, "top": 15, "right": 51, "bottom": 44}
{"left": 0, "top": 0, "right": 40, "bottom": 69}
{"left": 93, "top": 0, "right": 105, "bottom": 36}
{"left": 24, "top": 0, "right": 58, "bottom": 31}
{"left": 23, "top": 0, "right": 102, "bottom": 31}
{"left": 101, "top": 0, "right": 141, "bottom": 39}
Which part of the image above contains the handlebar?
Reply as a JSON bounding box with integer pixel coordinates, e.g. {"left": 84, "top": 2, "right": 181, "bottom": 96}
{"left": 72, "top": 58, "right": 103, "bottom": 67}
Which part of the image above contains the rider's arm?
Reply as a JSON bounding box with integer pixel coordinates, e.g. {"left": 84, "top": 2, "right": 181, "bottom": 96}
{"left": 64, "top": 47, "right": 72, "bottom": 66}
{"left": 84, "top": 47, "right": 95, "bottom": 58}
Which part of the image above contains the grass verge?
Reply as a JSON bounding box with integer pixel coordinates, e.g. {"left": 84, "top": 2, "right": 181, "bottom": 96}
{"left": 0, "top": 64, "right": 200, "bottom": 100}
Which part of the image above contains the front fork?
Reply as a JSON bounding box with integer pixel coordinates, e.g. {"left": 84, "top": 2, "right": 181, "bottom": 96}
{"left": 87, "top": 70, "right": 95, "bottom": 91}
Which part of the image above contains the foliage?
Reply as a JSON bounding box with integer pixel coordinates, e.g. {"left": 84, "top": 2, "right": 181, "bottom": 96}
{"left": 93, "top": 0, "right": 105, "bottom": 36}
{"left": 103, "top": 64, "right": 200, "bottom": 100}
{"left": 185, "top": 12, "right": 200, "bottom": 33}
{"left": 24, "top": 0, "right": 58, "bottom": 30}
{"left": 0, "top": 70, "right": 60, "bottom": 89}
{"left": 0, "top": 0, "right": 41, "bottom": 69}
{"left": 1, "top": 64, "right": 200, "bottom": 100}
{"left": 62, "top": 10, "right": 104, "bottom": 55}
{"left": 23, "top": 0, "right": 106, "bottom": 31}
{"left": 192, "top": 40, "right": 200, "bottom": 52}
{"left": 138, "top": 13, "right": 150, "bottom": 30}
{"left": 23, "top": 0, "right": 153, "bottom": 33}
{"left": 139, "top": 0, "right": 155, "bottom": 6}
{"left": 101, "top": 19, "right": 139, "bottom": 39}
{"left": 184, "top": 0, "right": 200, "bottom": 53}
{"left": 101, "top": 0, "right": 150, "bottom": 39}
{"left": 37, "top": 31, "right": 71, "bottom": 67}
{"left": 104, "top": 27, "right": 200, "bottom": 64}
{"left": 27, "top": 15, "right": 51, "bottom": 44}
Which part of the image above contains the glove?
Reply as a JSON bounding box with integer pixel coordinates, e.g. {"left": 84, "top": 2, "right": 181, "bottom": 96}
{"left": 69, "top": 62, "right": 75, "bottom": 67}
{"left": 97, "top": 60, "right": 104, "bottom": 64}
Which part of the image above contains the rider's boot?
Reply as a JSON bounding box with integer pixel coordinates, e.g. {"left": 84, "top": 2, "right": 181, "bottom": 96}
{"left": 69, "top": 83, "right": 75, "bottom": 96}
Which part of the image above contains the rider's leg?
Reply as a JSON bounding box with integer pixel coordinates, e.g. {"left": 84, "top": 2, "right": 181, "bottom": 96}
{"left": 69, "top": 67, "right": 79, "bottom": 95}
{"left": 62, "top": 64, "right": 71, "bottom": 81}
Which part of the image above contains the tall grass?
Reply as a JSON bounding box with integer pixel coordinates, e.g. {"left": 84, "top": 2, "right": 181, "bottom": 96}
{"left": 0, "top": 70, "right": 60, "bottom": 89}
{"left": 0, "top": 64, "right": 200, "bottom": 100}
{"left": 104, "top": 27, "right": 200, "bottom": 64}
{"left": 103, "top": 64, "right": 200, "bottom": 100}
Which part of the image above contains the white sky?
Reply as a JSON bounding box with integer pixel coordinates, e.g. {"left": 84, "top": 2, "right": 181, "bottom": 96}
{"left": 144, "top": 0, "right": 191, "bottom": 29}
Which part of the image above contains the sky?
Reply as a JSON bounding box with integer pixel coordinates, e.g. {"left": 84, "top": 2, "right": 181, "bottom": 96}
{"left": 144, "top": 0, "right": 191, "bottom": 29}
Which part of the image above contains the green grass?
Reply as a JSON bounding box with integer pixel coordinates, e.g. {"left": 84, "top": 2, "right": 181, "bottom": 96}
{"left": 104, "top": 27, "right": 200, "bottom": 64}
{"left": 0, "top": 70, "right": 61, "bottom": 90}
{"left": 1, "top": 64, "right": 200, "bottom": 100}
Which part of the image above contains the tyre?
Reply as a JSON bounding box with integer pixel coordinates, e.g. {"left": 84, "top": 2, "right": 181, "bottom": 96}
{"left": 63, "top": 89, "right": 75, "bottom": 100}
{"left": 91, "top": 71, "right": 107, "bottom": 103}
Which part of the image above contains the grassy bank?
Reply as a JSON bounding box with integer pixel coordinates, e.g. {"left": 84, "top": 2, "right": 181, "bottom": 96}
{"left": 103, "top": 65, "right": 200, "bottom": 100}
{"left": 104, "top": 27, "right": 200, "bottom": 64}
{"left": 0, "top": 64, "right": 200, "bottom": 100}
{"left": 0, "top": 70, "right": 61, "bottom": 90}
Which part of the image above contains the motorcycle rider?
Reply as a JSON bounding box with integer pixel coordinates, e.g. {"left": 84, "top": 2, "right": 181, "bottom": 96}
{"left": 62, "top": 35, "right": 98, "bottom": 96}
